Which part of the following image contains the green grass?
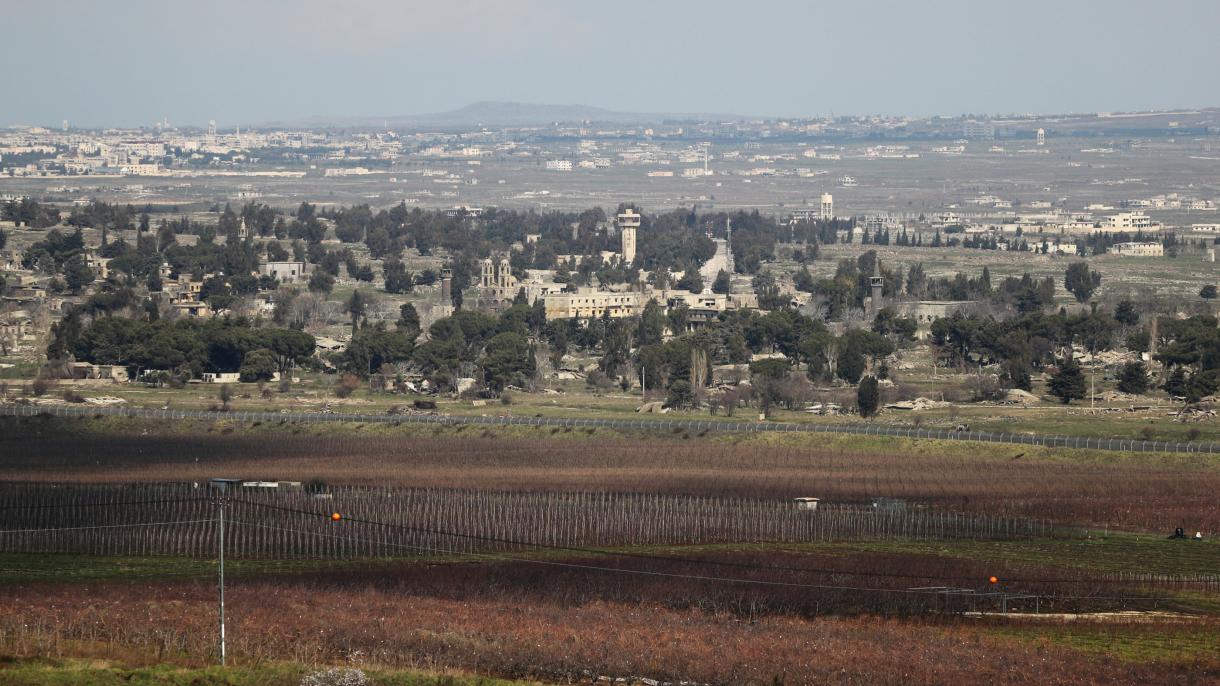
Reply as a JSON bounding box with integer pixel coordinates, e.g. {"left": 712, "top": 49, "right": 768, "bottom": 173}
{"left": 3, "top": 533, "right": 1216, "bottom": 586}
{"left": 983, "top": 621, "right": 1220, "bottom": 665}
{"left": 817, "top": 534, "right": 1220, "bottom": 577}
{"left": 0, "top": 658, "right": 533, "bottom": 686}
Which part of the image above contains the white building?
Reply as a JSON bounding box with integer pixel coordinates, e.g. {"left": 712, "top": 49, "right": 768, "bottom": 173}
{"left": 544, "top": 159, "right": 572, "bottom": 171}
{"left": 1106, "top": 211, "right": 1154, "bottom": 231}
{"left": 1036, "top": 128, "right": 1046, "bottom": 146}
{"left": 963, "top": 120, "right": 995, "bottom": 139}
{"left": 1110, "top": 242, "right": 1164, "bottom": 257}
{"left": 820, "top": 192, "right": 834, "bottom": 220}
{"left": 259, "top": 261, "right": 309, "bottom": 283}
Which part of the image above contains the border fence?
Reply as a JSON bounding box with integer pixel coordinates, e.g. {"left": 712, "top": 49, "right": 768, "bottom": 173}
{"left": 2, "top": 402, "right": 1218, "bottom": 455}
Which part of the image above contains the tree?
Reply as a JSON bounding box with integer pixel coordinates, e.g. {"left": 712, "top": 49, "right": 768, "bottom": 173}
{"left": 397, "top": 303, "right": 420, "bottom": 338}
{"left": 835, "top": 347, "right": 866, "bottom": 384}
{"left": 711, "top": 269, "right": 731, "bottom": 295}
{"left": 239, "top": 348, "right": 279, "bottom": 383}
{"left": 665, "top": 379, "right": 695, "bottom": 410}
{"left": 857, "top": 375, "right": 880, "bottom": 417}
{"left": 793, "top": 267, "right": 815, "bottom": 293}
{"left": 637, "top": 299, "right": 666, "bottom": 347}
{"left": 1117, "top": 361, "right": 1149, "bottom": 395}
{"left": 1201, "top": 284, "right": 1218, "bottom": 300}
{"left": 62, "top": 255, "right": 94, "bottom": 293}
{"left": 342, "top": 328, "right": 416, "bottom": 376}
{"left": 480, "top": 331, "right": 534, "bottom": 392}
{"left": 675, "top": 269, "right": 703, "bottom": 294}
{"left": 1048, "top": 357, "right": 1086, "bottom": 404}
{"left": 1114, "top": 300, "right": 1140, "bottom": 326}
{"left": 217, "top": 383, "right": 234, "bottom": 411}
{"left": 1064, "top": 262, "right": 1101, "bottom": 303}
{"left": 383, "top": 259, "right": 414, "bottom": 294}
{"left": 345, "top": 290, "right": 371, "bottom": 336}
{"left": 749, "top": 358, "right": 790, "bottom": 380}
{"left": 308, "top": 270, "right": 334, "bottom": 294}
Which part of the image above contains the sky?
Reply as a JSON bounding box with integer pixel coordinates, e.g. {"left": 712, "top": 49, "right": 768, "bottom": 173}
{"left": 5, "top": 0, "right": 1220, "bottom": 127}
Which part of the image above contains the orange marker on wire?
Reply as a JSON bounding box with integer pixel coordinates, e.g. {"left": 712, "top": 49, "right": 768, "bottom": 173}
{"left": 331, "top": 512, "right": 342, "bottom": 521}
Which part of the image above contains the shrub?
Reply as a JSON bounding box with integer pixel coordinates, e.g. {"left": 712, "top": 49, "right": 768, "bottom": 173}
{"left": 500, "top": 392, "right": 513, "bottom": 405}
{"left": 335, "top": 373, "right": 361, "bottom": 399}
{"left": 61, "top": 389, "right": 85, "bottom": 403}
{"left": 300, "top": 667, "right": 370, "bottom": 686}
{"left": 217, "top": 383, "right": 234, "bottom": 409}
{"left": 30, "top": 377, "right": 52, "bottom": 397}
{"left": 665, "top": 380, "right": 695, "bottom": 409}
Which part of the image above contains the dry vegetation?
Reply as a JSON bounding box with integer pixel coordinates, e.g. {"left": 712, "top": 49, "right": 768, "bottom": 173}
{"left": 2, "top": 576, "right": 1218, "bottom": 685}
{"left": 3, "top": 417, "right": 1219, "bottom": 684}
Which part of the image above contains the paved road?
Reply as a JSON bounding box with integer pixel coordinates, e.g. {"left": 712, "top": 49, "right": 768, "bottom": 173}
{"left": 4, "top": 402, "right": 1218, "bottom": 455}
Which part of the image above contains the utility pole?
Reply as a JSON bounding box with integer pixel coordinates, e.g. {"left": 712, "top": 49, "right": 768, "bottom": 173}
{"left": 209, "top": 478, "right": 240, "bottom": 666}
{"left": 1090, "top": 354, "right": 1095, "bottom": 412}
{"left": 218, "top": 494, "right": 225, "bottom": 666}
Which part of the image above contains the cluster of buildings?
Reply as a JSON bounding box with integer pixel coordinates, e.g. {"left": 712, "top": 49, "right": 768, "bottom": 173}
{"left": 472, "top": 208, "right": 758, "bottom": 325}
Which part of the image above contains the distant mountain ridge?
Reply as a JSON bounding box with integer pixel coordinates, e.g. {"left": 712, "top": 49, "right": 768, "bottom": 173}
{"left": 276, "top": 101, "right": 750, "bottom": 129}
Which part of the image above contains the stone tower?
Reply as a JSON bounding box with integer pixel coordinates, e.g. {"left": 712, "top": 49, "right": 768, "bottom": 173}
{"left": 480, "top": 258, "right": 495, "bottom": 288}
{"left": 498, "top": 255, "right": 512, "bottom": 289}
{"left": 869, "top": 259, "right": 884, "bottom": 315}
{"left": 617, "top": 208, "right": 640, "bottom": 266}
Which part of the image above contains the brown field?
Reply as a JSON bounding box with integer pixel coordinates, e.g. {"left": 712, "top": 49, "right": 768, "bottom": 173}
{"left": 3, "top": 415, "right": 1219, "bottom": 684}
{"left": 3, "top": 569, "right": 1219, "bottom": 685}
{"left": 3, "top": 416, "right": 1219, "bottom": 532}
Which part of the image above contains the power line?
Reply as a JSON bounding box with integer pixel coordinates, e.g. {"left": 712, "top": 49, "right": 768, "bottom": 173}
{"left": 0, "top": 497, "right": 208, "bottom": 512}
{"left": 0, "top": 519, "right": 214, "bottom": 535}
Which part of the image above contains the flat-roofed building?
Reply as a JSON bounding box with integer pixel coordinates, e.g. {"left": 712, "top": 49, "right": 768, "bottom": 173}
{"left": 1110, "top": 241, "right": 1164, "bottom": 257}
{"left": 259, "top": 261, "right": 309, "bottom": 283}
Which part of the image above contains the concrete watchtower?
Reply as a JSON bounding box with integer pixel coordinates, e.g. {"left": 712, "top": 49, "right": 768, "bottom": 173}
{"left": 617, "top": 208, "right": 640, "bottom": 266}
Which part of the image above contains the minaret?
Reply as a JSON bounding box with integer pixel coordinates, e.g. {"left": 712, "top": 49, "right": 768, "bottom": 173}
{"left": 725, "top": 217, "right": 735, "bottom": 274}
{"left": 617, "top": 208, "right": 639, "bottom": 265}
{"left": 869, "top": 259, "right": 884, "bottom": 315}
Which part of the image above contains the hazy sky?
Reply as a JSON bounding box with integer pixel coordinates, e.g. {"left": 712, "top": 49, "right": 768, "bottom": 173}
{"left": 6, "top": 0, "right": 1220, "bottom": 127}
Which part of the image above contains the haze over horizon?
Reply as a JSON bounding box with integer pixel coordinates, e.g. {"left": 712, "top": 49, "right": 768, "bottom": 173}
{"left": 5, "top": 0, "right": 1220, "bottom": 128}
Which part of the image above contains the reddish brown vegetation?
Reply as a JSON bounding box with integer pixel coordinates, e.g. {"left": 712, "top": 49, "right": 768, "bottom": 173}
{"left": 2, "top": 420, "right": 1218, "bottom": 531}
{"left": 0, "top": 483, "right": 1044, "bottom": 560}
{"left": 1, "top": 576, "right": 1216, "bottom": 685}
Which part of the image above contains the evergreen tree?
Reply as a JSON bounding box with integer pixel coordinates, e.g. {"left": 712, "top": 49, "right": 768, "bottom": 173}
{"left": 857, "top": 375, "right": 880, "bottom": 417}
{"left": 1117, "top": 361, "right": 1149, "bottom": 395}
{"left": 1064, "top": 262, "right": 1101, "bottom": 303}
{"left": 1114, "top": 300, "right": 1140, "bottom": 326}
{"left": 1048, "top": 357, "right": 1087, "bottom": 404}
